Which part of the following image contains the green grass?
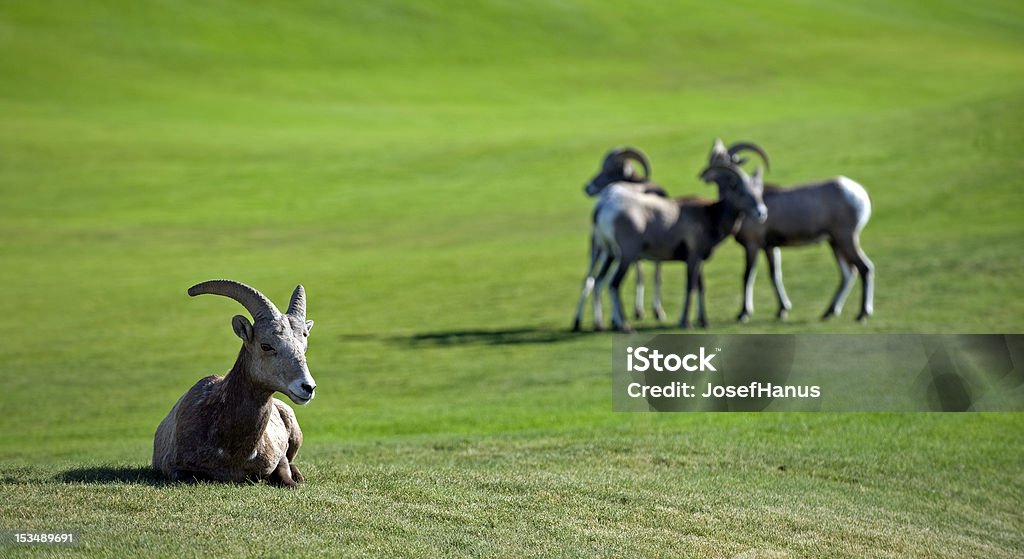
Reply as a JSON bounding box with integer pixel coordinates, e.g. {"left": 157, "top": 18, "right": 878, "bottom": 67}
{"left": 1, "top": 0, "right": 1023, "bottom": 557}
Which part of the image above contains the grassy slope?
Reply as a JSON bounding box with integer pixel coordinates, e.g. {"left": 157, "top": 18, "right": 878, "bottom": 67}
{"left": 0, "top": 0, "right": 1022, "bottom": 556}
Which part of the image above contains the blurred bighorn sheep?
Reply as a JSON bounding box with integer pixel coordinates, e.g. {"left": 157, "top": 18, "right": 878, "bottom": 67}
{"left": 703, "top": 139, "right": 874, "bottom": 321}
{"left": 572, "top": 147, "right": 669, "bottom": 331}
{"left": 153, "top": 280, "right": 317, "bottom": 487}
{"left": 584, "top": 155, "right": 767, "bottom": 331}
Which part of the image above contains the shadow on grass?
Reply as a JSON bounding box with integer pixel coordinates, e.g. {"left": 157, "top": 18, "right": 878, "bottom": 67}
{"left": 397, "top": 327, "right": 588, "bottom": 346}
{"left": 58, "top": 466, "right": 169, "bottom": 486}
{"left": 374, "top": 323, "right": 697, "bottom": 347}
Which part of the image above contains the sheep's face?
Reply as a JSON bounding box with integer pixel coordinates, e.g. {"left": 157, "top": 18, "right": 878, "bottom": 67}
{"left": 702, "top": 165, "right": 768, "bottom": 224}
{"left": 232, "top": 314, "right": 317, "bottom": 405}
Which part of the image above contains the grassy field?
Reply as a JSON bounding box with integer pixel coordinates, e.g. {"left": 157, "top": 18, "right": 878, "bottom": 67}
{"left": 1, "top": 1, "right": 1023, "bottom": 557}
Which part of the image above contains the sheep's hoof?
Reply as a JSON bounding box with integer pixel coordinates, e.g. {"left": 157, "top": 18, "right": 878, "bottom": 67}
{"left": 736, "top": 311, "right": 751, "bottom": 323}
{"left": 634, "top": 309, "right": 645, "bottom": 321}
{"left": 777, "top": 308, "right": 789, "bottom": 321}
{"left": 593, "top": 322, "right": 606, "bottom": 332}
{"left": 653, "top": 308, "right": 667, "bottom": 322}
{"left": 289, "top": 464, "right": 304, "bottom": 484}
{"left": 571, "top": 319, "right": 582, "bottom": 332}
{"left": 613, "top": 322, "right": 634, "bottom": 334}
{"left": 679, "top": 320, "right": 691, "bottom": 330}
{"left": 821, "top": 310, "right": 836, "bottom": 321}
{"left": 856, "top": 312, "right": 870, "bottom": 323}
{"left": 697, "top": 319, "right": 708, "bottom": 329}
{"left": 270, "top": 471, "right": 300, "bottom": 489}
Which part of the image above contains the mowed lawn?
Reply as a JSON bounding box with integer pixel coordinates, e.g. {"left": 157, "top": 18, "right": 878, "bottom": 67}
{"left": 1, "top": 1, "right": 1023, "bottom": 557}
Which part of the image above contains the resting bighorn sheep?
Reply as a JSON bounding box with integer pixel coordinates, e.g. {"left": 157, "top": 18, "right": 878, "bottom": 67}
{"left": 153, "top": 280, "right": 317, "bottom": 487}
{"left": 572, "top": 147, "right": 669, "bottom": 331}
{"left": 703, "top": 139, "right": 874, "bottom": 321}
{"left": 587, "top": 160, "right": 767, "bottom": 331}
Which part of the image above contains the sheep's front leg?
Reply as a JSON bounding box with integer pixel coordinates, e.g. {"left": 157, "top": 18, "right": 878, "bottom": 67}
{"left": 169, "top": 469, "right": 211, "bottom": 484}
{"left": 737, "top": 246, "right": 757, "bottom": 322}
{"left": 607, "top": 260, "right": 634, "bottom": 333}
{"left": 766, "top": 247, "right": 792, "bottom": 320}
{"left": 695, "top": 267, "right": 708, "bottom": 329}
{"left": 289, "top": 463, "right": 304, "bottom": 484}
{"left": 652, "top": 263, "right": 666, "bottom": 321}
{"left": 680, "top": 261, "right": 699, "bottom": 329}
{"left": 269, "top": 456, "right": 301, "bottom": 488}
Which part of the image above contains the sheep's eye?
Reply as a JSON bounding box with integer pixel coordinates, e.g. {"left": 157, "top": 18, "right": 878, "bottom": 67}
{"left": 260, "top": 343, "right": 274, "bottom": 352}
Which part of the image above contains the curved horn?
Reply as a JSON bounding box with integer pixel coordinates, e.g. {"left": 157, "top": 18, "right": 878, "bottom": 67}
{"left": 701, "top": 163, "right": 748, "bottom": 185}
{"left": 286, "top": 285, "right": 306, "bottom": 320}
{"left": 609, "top": 147, "right": 651, "bottom": 181}
{"left": 727, "top": 142, "right": 770, "bottom": 172}
{"left": 187, "top": 279, "right": 280, "bottom": 322}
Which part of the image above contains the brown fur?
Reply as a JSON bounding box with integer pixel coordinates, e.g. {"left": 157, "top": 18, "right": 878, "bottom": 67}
{"left": 152, "top": 347, "right": 304, "bottom": 487}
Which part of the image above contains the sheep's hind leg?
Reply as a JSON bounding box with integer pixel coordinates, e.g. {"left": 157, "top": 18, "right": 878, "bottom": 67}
{"left": 633, "top": 263, "right": 646, "bottom": 320}
{"left": 822, "top": 244, "right": 854, "bottom": 320}
{"left": 846, "top": 241, "right": 874, "bottom": 322}
{"left": 573, "top": 240, "right": 603, "bottom": 331}
{"left": 591, "top": 252, "right": 614, "bottom": 331}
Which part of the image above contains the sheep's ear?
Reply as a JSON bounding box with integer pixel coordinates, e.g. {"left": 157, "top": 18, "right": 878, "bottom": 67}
{"left": 753, "top": 166, "right": 764, "bottom": 184}
{"left": 711, "top": 138, "right": 727, "bottom": 156}
{"left": 232, "top": 315, "right": 254, "bottom": 342}
{"left": 305, "top": 320, "right": 315, "bottom": 332}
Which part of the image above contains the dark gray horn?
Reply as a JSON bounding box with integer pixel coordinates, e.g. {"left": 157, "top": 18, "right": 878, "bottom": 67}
{"left": 701, "top": 163, "right": 747, "bottom": 185}
{"left": 286, "top": 285, "right": 306, "bottom": 320}
{"left": 727, "top": 142, "right": 770, "bottom": 172}
{"left": 611, "top": 147, "right": 651, "bottom": 181}
{"left": 188, "top": 280, "right": 281, "bottom": 322}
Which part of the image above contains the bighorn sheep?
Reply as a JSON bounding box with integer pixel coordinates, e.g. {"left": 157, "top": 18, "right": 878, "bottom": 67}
{"left": 572, "top": 147, "right": 669, "bottom": 331}
{"left": 703, "top": 139, "right": 874, "bottom": 321}
{"left": 153, "top": 280, "right": 317, "bottom": 487}
{"left": 586, "top": 159, "right": 767, "bottom": 331}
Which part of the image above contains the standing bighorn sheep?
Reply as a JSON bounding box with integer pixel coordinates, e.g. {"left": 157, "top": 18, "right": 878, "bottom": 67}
{"left": 573, "top": 147, "right": 669, "bottom": 331}
{"left": 703, "top": 139, "right": 874, "bottom": 321}
{"left": 153, "top": 280, "right": 317, "bottom": 487}
{"left": 584, "top": 154, "right": 767, "bottom": 331}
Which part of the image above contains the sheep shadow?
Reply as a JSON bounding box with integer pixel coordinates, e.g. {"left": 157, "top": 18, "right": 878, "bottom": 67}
{"left": 58, "top": 466, "right": 169, "bottom": 486}
{"left": 393, "top": 326, "right": 588, "bottom": 347}
{"left": 383, "top": 322, "right": 699, "bottom": 347}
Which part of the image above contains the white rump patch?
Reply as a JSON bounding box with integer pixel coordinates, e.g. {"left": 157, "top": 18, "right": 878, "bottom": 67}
{"left": 837, "top": 176, "right": 871, "bottom": 231}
